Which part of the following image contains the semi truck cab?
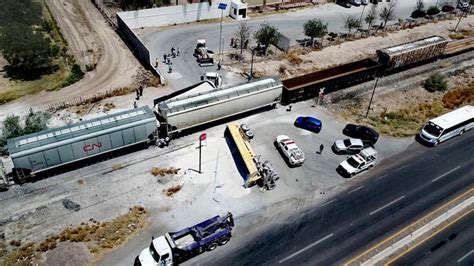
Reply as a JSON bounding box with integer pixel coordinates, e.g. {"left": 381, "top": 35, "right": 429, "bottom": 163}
{"left": 136, "top": 236, "right": 172, "bottom": 266}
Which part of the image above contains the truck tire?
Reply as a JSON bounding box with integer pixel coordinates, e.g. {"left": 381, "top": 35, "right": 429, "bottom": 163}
{"left": 207, "top": 242, "right": 218, "bottom": 251}
{"left": 245, "top": 130, "right": 254, "bottom": 139}
{"left": 218, "top": 237, "right": 230, "bottom": 246}
{"left": 240, "top": 124, "right": 250, "bottom": 132}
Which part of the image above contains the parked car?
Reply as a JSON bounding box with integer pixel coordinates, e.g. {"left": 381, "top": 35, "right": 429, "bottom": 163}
{"left": 349, "top": 0, "right": 361, "bottom": 6}
{"left": 294, "top": 116, "right": 322, "bottom": 133}
{"left": 332, "top": 138, "right": 364, "bottom": 154}
{"left": 336, "top": 0, "right": 351, "bottom": 8}
{"left": 342, "top": 124, "right": 379, "bottom": 144}
{"left": 361, "top": 0, "right": 368, "bottom": 5}
{"left": 337, "top": 147, "right": 378, "bottom": 177}
{"left": 458, "top": 1, "right": 470, "bottom": 11}
{"left": 275, "top": 135, "right": 305, "bottom": 166}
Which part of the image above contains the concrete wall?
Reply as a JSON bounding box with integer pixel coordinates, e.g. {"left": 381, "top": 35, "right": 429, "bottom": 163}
{"left": 117, "top": 1, "right": 232, "bottom": 29}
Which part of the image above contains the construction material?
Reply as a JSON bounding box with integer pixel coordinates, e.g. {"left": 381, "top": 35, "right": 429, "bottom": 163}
{"left": 135, "top": 212, "right": 234, "bottom": 265}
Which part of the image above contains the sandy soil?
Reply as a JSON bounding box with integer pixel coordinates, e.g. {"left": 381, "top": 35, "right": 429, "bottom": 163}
{"left": 226, "top": 15, "right": 474, "bottom": 79}
{"left": 0, "top": 0, "right": 143, "bottom": 122}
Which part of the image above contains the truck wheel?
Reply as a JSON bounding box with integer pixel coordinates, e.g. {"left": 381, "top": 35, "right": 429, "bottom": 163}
{"left": 240, "top": 124, "right": 250, "bottom": 132}
{"left": 218, "top": 237, "right": 230, "bottom": 246}
{"left": 207, "top": 242, "right": 218, "bottom": 251}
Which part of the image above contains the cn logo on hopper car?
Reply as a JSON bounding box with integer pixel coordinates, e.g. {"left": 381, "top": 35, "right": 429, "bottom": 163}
{"left": 83, "top": 143, "right": 102, "bottom": 152}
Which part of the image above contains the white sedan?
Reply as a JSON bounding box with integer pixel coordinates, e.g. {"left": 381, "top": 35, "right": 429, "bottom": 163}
{"left": 275, "top": 135, "right": 305, "bottom": 166}
{"left": 332, "top": 138, "right": 364, "bottom": 154}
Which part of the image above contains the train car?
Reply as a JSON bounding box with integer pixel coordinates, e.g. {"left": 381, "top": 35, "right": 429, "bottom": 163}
{"left": 6, "top": 106, "right": 157, "bottom": 182}
{"left": 282, "top": 58, "right": 381, "bottom": 104}
{"left": 155, "top": 77, "right": 283, "bottom": 138}
{"left": 376, "top": 35, "right": 448, "bottom": 71}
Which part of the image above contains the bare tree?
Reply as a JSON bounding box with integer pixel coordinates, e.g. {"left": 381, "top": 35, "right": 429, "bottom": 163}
{"left": 365, "top": 5, "right": 377, "bottom": 30}
{"left": 234, "top": 22, "right": 252, "bottom": 54}
{"left": 344, "top": 15, "right": 361, "bottom": 33}
{"left": 416, "top": 0, "right": 424, "bottom": 11}
{"left": 380, "top": 0, "right": 397, "bottom": 28}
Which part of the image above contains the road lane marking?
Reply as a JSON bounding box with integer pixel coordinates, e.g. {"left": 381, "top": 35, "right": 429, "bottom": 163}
{"left": 348, "top": 185, "right": 364, "bottom": 194}
{"left": 321, "top": 199, "right": 337, "bottom": 207}
{"left": 343, "top": 188, "right": 474, "bottom": 266}
{"left": 375, "top": 174, "right": 388, "bottom": 181}
{"left": 458, "top": 249, "right": 474, "bottom": 263}
{"left": 369, "top": 196, "right": 405, "bottom": 216}
{"left": 386, "top": 208, "right": 473, "bottom": 265}
{"left": 395, "top": 165, "right": 408, "bottom": 172}
{"left": 278, "top": 233, "right": 334, "bottom": 263}
{"left": 431, "top": 165, "right": 462, "bottom": 182}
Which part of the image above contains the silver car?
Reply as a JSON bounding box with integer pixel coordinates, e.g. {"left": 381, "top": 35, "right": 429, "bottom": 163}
{"left": 332, "top": 138, "right": 364, "bottom": 154}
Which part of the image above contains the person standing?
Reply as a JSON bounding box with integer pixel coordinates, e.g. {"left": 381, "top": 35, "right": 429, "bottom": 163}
{"left": 318, "top": 144, "right": 324, "bottom": 154}
{"left": 177, "top": 47, "right": 180, "bottom": 56}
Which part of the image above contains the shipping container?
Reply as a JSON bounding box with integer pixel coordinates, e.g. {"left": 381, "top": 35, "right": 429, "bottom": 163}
{"left": 6, "top": 106, "right": 157, "bottom": 182}
{"left": 155, "top": 77, "right": 283, "bottom": 137}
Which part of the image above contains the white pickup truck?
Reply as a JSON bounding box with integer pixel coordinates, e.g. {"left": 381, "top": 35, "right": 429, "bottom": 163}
{"left": 337, "top": 147, "right": 377, "bottom": 177}
{"left": 275, "top": 135, "right": 305, "bottom": 166}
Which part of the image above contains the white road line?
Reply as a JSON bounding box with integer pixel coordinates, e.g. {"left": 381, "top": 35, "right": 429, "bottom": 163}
{"left": 395, "top": 165, "right": 408, "bottom": 172}
{"left": 369, "top": 195, "right": 405, "bottom": 216}
{"left": 431, "top": 165, "right": 462, "bottom": 183}
{"left": 321, "top": 199, "right": 337, "bottom": 207}
{"left": 348, "top": 185, "right": 364, "bottom": 194}
{"left": 458, "top": 249, "right": 474, "bottom": 263}
{"left": 375, "top": 174, "right": 388, "bottom": 181}
{"left": 278, "top": 233, "right": 334, "bottom": 264}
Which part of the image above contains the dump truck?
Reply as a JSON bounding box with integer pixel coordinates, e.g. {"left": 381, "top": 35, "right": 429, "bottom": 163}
{"left": 135, "top": 212, "right": 234, "bottom": 266}
{"left": 194, "top": 39, "right": 214, "bottom": 67}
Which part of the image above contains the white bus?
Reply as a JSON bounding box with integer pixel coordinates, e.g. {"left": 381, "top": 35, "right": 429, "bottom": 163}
{"left": 419, "top": 105, "right": 474, "bottom": 146}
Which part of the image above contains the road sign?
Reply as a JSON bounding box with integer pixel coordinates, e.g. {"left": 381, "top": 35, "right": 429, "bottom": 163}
{"left": 200, "top": 133, "right": 207, "bottom": 141}
{"left": 218, "top": 3, "right": 227, "bottom": 9}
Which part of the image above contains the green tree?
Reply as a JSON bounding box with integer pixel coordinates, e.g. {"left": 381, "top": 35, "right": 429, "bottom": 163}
{"left": 303, "top": 19, "right": 328, "bottom": 47}
{"left": 0, "top": 23, "right": 53, "bottom": 80}
{"left": 424, "top": 73, "right": 447, "bottom": 92}
{"left": 426, "top": 5, "right": 440, "bottom": 15}
{"left": 2, "top": 115, "right": 22, "bottom": 140}
{"left": 365, "top": 5, "right": 378, "bottom": 30}
{"left": 254, "top": 23, "right": 280, "bottom": 55}
{"left": 0, "top": 0, "right": 42, "bottom": 27}
{"left": 23, "top": 112, "right": 51, "bottom": 135}
{"left": 234, "top": 22, "right": 252, "bottom": 54}
{"left": 380, "top": 1, "right": 397, "bottom": 27}
{"left": 344, "top": 15, "right": 361, "bottom": 33}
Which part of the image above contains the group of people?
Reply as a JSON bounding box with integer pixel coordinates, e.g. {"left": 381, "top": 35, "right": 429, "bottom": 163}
{"left": 155, "top": 47, "right": 180, "bottom": 74}
{"left": 133, "top": 85, "right": 144, "bottom": 108}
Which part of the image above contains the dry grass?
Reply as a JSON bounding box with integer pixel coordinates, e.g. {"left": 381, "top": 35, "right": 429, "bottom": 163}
{"left": 2, "top": 206, "right": 148, "bottom": 264}
{"left": 112, "top": 164, "right": 124, "bottom": 171}
{"left": 163, "top": 184, "right": 183, "bottom": 197}
{"left": 363, "top": 82, "right": 474, "bottom": 137}
{"left": 282, "top": 50, "right": 303, "bottom": 65}
{"left": 102, "top": 102, "right": 116, "bottom": 112}
{"left": 150, "top": 167, "right": 179, "bottom": 176}
{"left": 449, "top": 33, "right": 465, "bottom": 40}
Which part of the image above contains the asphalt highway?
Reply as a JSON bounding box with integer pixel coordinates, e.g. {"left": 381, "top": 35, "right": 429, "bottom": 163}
{"left": 392, "top": 212, "right": 474, "bottom": 266}
{"left": 194, "top": 131, "right": 474, "bottom": 265}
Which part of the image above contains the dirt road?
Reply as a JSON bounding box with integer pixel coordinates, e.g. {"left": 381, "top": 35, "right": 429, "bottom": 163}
{"left": 0, "top": 0, "right": 141, "bottom": 122}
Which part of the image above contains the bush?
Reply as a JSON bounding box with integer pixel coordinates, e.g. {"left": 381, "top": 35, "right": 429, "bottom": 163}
{"left": 62, "top": 64, "right": 84, "bottom": 87}
{"left": 411, "top": 10, "right": 426, "bottom": 18}
{"left": 427, "top": 6, "right": 440, "bottom": 15}
{"left": 424, "top": 73, "right": 447, "bottom": 92}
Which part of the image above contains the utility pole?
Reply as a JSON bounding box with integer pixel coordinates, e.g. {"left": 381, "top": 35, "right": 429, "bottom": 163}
{"left": 454, "top": 9, "right": 467, "bottom": 32}
{"left": 198, "top": 133, "right": 207, "bottom": 174}
{"left": 217, "top": 3, "right": 227, "bottom": 63}
{"left": 249, "top": 48, "right": 255, "bottom": 80}
{"left": 365, "top": 76, "right": 380, "bottom": 118}
{"left": 359, "top": 5, "right": 366, "bottom": 25}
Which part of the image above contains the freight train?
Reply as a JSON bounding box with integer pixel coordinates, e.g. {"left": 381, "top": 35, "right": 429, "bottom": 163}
{"left": 1, "top": 36, "right": 471, "bottom": 188}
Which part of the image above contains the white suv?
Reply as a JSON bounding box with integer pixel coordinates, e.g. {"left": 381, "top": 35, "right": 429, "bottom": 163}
{"left": 275, "top": 135, "right": 305, "bottom": 166}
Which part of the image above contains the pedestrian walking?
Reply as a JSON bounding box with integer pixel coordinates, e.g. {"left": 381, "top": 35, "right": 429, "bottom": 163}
{"left": 139, "top": 85, "right": 143, "bottom": 96}
{"left": 217, "top": 61, "right": 221, "bottom": 70}
{"left": 133, "top": 101, "right": 138, "bottom": 108}
{"left": 168, "top": 62, "right": 173, "bottom": 73}
{"left": 177, "top": 47, "right": 180, "bottom": 56}
{"left": 163, "top": 53, "right": 167, "bottom": 63}
{"left": 171, "top": 47, "right": 176, "bottom": 58}
{"left": 155, "top": 58, "right": 159, "bottom": 68}
{"left": 167, "top": 56, "right": 171, "bottom": 65}
{"left": 318, "top": 144, "right": 324, "bottom": 154}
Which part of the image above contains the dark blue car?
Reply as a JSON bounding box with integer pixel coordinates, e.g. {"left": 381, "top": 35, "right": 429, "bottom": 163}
{"left": 294, "top": 116, "right": 322, "bottom": 133}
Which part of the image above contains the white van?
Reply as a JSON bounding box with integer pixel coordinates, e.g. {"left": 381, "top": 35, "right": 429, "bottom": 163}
{"left": 419, "top": 105, "right": 474, "bottom": 146}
